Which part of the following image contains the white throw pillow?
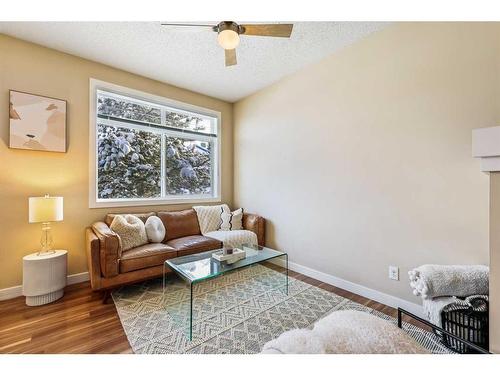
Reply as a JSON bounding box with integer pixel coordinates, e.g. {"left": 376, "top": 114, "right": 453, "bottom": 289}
{"left": 144, "top": 216, "right": 166, "bottom": 243}
{"left": 219, "top": 208, "right": 243, "bottom": 231}
{"left": 110, "top": 214, "right": 148, "bottom": 251}
{"left": 193, "top": 204, "right": 230, "bottom": 234}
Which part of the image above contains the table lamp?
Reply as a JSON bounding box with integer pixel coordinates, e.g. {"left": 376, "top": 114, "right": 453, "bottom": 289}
{"left": 29, "top": 195, "right": 63, "bottom": 255}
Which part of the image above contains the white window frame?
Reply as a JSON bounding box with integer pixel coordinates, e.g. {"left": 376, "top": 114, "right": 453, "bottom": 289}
{"left": 89, "top": 78, "right": 221, "bottom": 208}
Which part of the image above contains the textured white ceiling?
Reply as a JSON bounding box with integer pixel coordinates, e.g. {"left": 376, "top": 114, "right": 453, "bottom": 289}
{"left": 0, "top": 22, "right": 388, "bottom": 102}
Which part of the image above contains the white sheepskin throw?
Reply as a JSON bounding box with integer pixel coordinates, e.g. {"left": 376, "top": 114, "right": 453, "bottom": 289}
{"left": 262, "top": 310, "right": 429, "bottom": 354}
{"left": 261, "top": 329, "right": 325, "bottom": 354}
{"left": 193, "top": 204, "right": 230, "bottom": 234}
{"left": 110, "top": 214, "right": 148, "bottom": 251}
{"left": 144, "top": 216, "right": 166, "bottom": 243}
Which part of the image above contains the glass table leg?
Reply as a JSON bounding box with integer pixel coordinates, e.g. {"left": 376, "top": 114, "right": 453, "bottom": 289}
{"left": 163, "top": 263, "right": 166, "bottom": 293}
{"left": 285, "top": 253, "right": 289, "bottom": 295}
{"left": 189, "top": 282, "right": 193, "bottom": 341}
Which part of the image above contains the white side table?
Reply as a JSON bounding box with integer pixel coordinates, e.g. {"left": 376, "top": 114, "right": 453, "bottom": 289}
{"left": 22, "top": 250, "right": 67, "bottom": 306}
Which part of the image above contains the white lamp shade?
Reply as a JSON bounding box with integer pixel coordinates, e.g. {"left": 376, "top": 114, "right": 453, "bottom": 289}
{"left": 29, "top": 196, "right": 63, "bottom": 223}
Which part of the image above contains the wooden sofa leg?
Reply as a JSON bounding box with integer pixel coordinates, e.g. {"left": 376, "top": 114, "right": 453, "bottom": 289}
{"left": 102, "top": 290, "right": 112, "bottom": 304}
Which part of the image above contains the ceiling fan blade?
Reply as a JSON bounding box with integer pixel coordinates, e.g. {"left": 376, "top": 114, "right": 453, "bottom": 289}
{"left": 225, "top": 49, "right": 237, "bottom": 67}
{"left": 240, "top": 24, "right": 293, "bottom": 38}
{"left": 160, "top": 23, "right": 216, "bottom": 32}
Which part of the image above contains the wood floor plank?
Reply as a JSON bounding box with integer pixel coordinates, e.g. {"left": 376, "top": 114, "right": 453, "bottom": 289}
{"left": 0, "top": 268, "right": 429, "bottom": 353}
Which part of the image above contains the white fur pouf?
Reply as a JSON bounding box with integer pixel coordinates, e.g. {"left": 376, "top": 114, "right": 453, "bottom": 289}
{"left": 261, "top": 310, "right": 429, "bottom": 354}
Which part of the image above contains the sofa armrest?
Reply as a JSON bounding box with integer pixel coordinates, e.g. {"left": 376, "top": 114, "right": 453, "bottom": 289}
{"left": 86, "top": 227, "right": 102, "bottom": 290}
{"left": 243, "top": 213, "right": 265, "bottom": 246}
{"left": 91, "top": 221, "right": 121, "bottom": 278}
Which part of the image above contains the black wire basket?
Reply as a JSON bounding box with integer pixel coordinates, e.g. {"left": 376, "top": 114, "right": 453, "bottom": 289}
{"left": 440, "top": 299, "right": 489, "bottom": 354}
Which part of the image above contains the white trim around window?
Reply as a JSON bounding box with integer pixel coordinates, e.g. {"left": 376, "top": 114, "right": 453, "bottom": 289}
{"left": 89, "top": 78, "right": 222, "bottom": 208}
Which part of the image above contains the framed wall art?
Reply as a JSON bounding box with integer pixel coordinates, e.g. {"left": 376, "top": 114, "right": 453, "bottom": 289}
{"left": 9, "top": 90, "right": 67, "bottom": 152}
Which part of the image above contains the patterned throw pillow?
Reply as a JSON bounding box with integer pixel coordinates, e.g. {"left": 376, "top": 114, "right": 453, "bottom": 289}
{"left": 219, "top": 208, "right": 244, "bottom": 231}
{"left": 193, "top": 204, "right": 230, "bottom": 234}
{"left": 110, "top": 214, "right": 148, "bottom": 251}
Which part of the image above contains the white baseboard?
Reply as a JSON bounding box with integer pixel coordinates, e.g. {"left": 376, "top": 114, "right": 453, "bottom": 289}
{"left": 0, "top": 285, "right": 23, "bottom": 302}
{"left": 271, "top": 258, "right": 424, "bottom": 319}
{"left": 0, "top": 271, "right": 90, "bottom": 301}
{"left": 67, "top": 271, "right": 90, "bottom": 285}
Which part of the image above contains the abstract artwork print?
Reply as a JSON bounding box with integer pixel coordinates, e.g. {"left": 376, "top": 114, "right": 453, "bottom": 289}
{"left": 9, "top": 90, "right": 66, "bottom": 152}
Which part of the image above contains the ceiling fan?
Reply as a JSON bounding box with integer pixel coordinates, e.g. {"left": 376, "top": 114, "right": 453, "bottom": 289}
{"left": 161, "top": 21, "right": 294, "bottom": 67}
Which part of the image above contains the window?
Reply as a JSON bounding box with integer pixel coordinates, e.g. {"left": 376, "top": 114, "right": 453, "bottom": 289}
{"left": 89, "top": 80, "right": 220, "bottom": 208}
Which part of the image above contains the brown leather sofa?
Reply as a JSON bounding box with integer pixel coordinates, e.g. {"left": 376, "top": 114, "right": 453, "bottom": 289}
{"left": 85, "top": 208, "right": 265, "bottom": 293}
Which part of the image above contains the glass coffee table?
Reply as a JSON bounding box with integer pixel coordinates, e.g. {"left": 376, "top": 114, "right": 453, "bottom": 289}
{"left": 163, "top": 244, "right": 288, "bottom": 340}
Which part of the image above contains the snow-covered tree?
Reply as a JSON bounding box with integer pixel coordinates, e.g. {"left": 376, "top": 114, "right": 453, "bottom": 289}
{"left": 165, "top": 138, "right": 211, "bottom": 195}
{"left": 97, "top": 125, "right": 161, "bottom": 199}
{"left": 96, "top": 95, "right": 213, "bottom": 199}
{"left": 98, "top": 96, "right": 161, "bottom": 124}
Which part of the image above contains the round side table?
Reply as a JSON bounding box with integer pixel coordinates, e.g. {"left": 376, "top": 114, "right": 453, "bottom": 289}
{"left": 22, "top": 250, "right": 67, "bottom": 306}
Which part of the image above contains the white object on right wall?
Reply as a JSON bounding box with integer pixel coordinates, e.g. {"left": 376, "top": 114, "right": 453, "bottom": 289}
{"left": 472, "top": 126, "right": 500, "bottom": 171}
{"left": 479, "top": 157, "right": 500, "bottom": 172}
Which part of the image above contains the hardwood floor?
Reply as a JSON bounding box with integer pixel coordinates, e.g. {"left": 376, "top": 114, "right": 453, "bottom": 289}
{"left": 0, "top": 268, "right": 427, "bottom": 354}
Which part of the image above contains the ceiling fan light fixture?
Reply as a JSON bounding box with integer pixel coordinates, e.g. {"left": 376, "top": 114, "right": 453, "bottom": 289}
{"left": 217, "top": 29, "right": 240, "bottom": 50}
{"left": 161, "top": 21, "right": 294, "bottom": 67}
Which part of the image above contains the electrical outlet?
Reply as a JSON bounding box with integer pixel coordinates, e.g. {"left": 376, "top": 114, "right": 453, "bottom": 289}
{"left": 389, "top": 266, "right": 399, "bottom": 281}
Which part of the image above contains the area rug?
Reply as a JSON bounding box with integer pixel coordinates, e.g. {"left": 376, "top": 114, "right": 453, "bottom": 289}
{"left": 112, "top": 264, "right": 452, "bottom": 354}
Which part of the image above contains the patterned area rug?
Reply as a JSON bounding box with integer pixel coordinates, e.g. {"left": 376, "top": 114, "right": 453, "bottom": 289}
{"left": 112, "top": 264, "right": 452, "bottom": 354}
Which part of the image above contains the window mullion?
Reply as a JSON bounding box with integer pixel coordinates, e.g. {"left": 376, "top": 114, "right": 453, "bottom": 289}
{"left": 100, "top": 117, "right": 212, "bottom": 142}
{"left": 210, "top": 138, "right": 216, "bottom": 198}
{"left": 161, "top": 134, "right": 166, "bottom": 198}
{"left": 160, "top": 107, "right": 166, "bottom": 199}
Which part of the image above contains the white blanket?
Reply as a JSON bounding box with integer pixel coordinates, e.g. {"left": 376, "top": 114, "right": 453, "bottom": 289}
{"left": 408, "top": 264, "right": 488, "bottom": 299}
{"left": 423, "top": 295, "right": 489, "bottom": 327}
{"left": 204, "top": 230, "right": 257, "bottom": 248}
{"left": 423, "top": 296, "right": 456, "bottom": 326}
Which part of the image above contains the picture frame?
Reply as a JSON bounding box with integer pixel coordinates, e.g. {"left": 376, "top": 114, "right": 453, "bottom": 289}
{"left": 9, "top": 89, "right": 67, "bottom": 153}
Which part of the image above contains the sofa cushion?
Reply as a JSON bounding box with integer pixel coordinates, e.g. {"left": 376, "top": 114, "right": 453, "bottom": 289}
{"left": 105, "top": 212, "right": 156, "bottom": 227}
{"left": 204, "top": 230, "right": 257, "bottom": 249}
{"left": 120, "top": 243, "right": 177, "bottom": 273}
{"left": 166, "top": 235, "right": 222, "bottom": 256}
{"left": 158, "top": 209, "right": 201, "bottom": 241}
{"left": 110, "top": 215, "right": 148, "bottom": 251}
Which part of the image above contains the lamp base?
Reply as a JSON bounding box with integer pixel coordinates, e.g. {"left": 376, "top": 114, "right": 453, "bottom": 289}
{"left": 37, "top": 249, "right": 57, "bottom": 256}
{"left": 40, "top": 222, "right": 54, "bottom": 254}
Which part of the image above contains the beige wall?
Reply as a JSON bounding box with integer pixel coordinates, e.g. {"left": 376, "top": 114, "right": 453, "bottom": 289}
{"left": 0, "top": 34, "right": 233, "bottom": 289}
{"left": 234, "top": 22, "right": 499, "bottom": 305}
